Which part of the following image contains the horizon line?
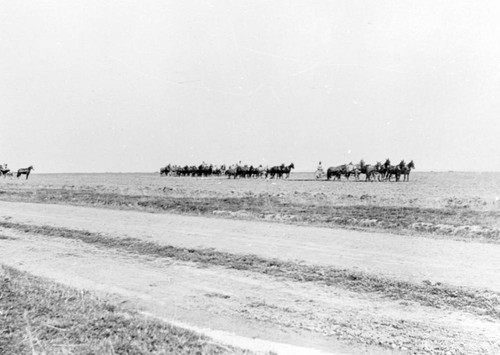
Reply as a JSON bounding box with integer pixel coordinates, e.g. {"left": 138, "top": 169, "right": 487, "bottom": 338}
{"left": 31, "top": 170, "right": 500, "bottom": 174}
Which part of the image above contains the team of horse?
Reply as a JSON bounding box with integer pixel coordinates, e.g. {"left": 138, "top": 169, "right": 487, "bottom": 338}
{"left": 160, "top": 164, "right": 226, "bottom": 177}
{"left": 224, "top": 163, "right": 294, "bottom": 179}
{"left": 161, "top": 160, "right": 414, "bottom": 181}
{"left": 225, "top": 163, "right": 294, "bottom": 179}
{"left": 160, "top": 163, "right": 295, "bottom": 179}
{"left": 325, "top": 159, "right": 415, "bottom": 182}
{"left": 0, "top": 164, "right": 34, "bottom": 180}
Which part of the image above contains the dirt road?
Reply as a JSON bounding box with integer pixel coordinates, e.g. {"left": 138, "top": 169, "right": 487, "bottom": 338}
{"left": 0, "top": 201, "right": 499, "bottom": 291}
{"left": 1, "top": 201, "right": 499, "bottom": 354}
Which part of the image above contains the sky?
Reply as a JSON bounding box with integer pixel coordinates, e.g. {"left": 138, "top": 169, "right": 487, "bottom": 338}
{"left": 2, "top": 0, "right": 500, "bottom": 173}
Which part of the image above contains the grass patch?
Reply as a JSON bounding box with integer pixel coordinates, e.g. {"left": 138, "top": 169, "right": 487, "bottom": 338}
{"left": 1, "top": 188, "right": 500, "bottom": 242}
{"left": 2, "top": 221, "right": 500, "bottom": 320}
{"left": 0, "top": 265, "right": 249, "bottom": 355}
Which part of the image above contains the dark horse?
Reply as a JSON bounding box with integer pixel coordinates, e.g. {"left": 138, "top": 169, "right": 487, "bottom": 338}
{"left": 0, "top": 168, "right": 10, "bottom": 177}
{"left": 279, "top": 163, "right": 294, "bottom": 179}
{"left": 160, "top": 164, "right": 171, "bottom": 176}
{"left": 326, "top": 165, "right": 345, "bottom": 180}
{"left": 400, "top": 160, "right": 415, "bottom": 181}
{"left": 17, "top": 166, "right": 34, "bottom": 180}
{"left": 386, "top": 160, "right": 407, "bottom": 182}
{"left": 268, "top": 163, "right": 294, "bottom": 179}
{"left": 384, "top": 159, "right": 401, "bottom": 182}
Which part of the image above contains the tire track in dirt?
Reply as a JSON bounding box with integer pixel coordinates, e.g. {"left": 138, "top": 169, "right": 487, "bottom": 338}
{"left": 1, "top": 229, "right": 499, "bottom": 354}
{"left": 2, "top": 220, "right": 498, "bottom": 319}
{"left": 1, "top": 201, "right": 500, "bottom": 292}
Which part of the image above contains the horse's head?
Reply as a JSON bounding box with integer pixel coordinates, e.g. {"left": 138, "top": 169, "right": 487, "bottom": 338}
{"left": 289, "top": 163, "right": 295, "bottom": 170}
{"left": 408, "top": 160, "right": 415, "bottom": 169}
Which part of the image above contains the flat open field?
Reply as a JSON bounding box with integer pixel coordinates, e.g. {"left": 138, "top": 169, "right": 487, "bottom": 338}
{"left": 1, "top": 172, "right": 500, "bottom": 241}
{"left": 1, "top": 172, "right": 500, "bottom": 354}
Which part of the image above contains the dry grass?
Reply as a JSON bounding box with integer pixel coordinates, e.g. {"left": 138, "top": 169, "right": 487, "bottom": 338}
{"left": 1, "top": 186, "right": 500, "bottom": 243}
{"left": 2, "top": 222, "right": 500, "bottom": 320}
{"left": 0, "top": 265, "right": 251, "bottom": 355}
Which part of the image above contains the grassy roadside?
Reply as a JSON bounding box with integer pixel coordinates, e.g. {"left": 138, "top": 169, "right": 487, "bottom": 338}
{"left": 2, "top": 221, "right": 499, "bottom": 320}
{"left": 0, "top": 188, "right": 500, "bottom": 243}
{"left": 0, "top": 265, "right": 250, "bottom": 355}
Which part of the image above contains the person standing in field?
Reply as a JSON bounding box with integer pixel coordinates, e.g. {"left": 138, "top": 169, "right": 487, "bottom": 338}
{"left": 315, "top": 161, "right": 324, "bottom": 179}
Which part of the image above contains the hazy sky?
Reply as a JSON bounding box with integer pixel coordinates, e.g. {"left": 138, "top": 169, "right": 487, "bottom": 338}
{"left": 2, "top": 1, "right": 500, "bottom": 172}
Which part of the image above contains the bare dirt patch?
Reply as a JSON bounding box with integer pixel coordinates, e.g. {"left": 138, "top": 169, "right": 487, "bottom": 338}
{"left": 1, "top": 221, "right": 499, "bottom": 320}
{"left": 1, "top": 201, "right": 500, "bottom": 293}
{"left": 1, "top": 229, "right": 499, "bottom": 354}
